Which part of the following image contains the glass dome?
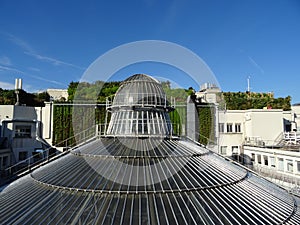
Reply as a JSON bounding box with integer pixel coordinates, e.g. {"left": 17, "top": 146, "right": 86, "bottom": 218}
{"left": 111, "top": 74, "right": 170, "bottom": 109}
{"left": 106, "top": 74, "right": 174, "bottom": 137}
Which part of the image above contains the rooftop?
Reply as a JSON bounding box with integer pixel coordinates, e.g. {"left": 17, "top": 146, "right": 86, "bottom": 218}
{"left": 1, "top": 74, "right": 300, "bottom": 224}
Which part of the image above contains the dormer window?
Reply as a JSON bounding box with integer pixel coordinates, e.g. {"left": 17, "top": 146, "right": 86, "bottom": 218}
{"left": 15, "top": 125, "right": 31, "bottom": 138}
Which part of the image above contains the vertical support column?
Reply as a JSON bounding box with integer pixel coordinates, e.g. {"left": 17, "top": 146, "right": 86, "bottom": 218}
{"left": 186, "top": 96, "right": 199, "bottom": 141}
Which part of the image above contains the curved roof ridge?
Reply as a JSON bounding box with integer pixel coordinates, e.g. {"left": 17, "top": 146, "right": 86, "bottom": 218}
{"left": 123, "top": 73, "right": 160, "bottom": 84}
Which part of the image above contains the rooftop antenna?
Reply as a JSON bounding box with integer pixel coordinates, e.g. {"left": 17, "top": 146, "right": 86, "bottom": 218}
{"left": 15, "top": 78, "right": 22, "bottom": 106}
{"left": 247, "top": 76, "right": 251, "bottom": 93}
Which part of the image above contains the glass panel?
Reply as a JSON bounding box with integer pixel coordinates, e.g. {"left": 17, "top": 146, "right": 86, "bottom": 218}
{"left": 155, "top": 195, "right": 168, "bottom": 224}
{"left": 297, "top": 161, "right": 300, "bottom": 172}
{"left": 219, "top": 123, "right": 224, "bottom": 133}
{"left": 257, "top": 154, "right": 261, "bottom": 164}
{"left": 235, "top": 123, "right": 241, "bottom": 132}
{"left": 122, "top": 196, "right": 133, "bottom": 225}
{"left": 270, "top": 157, "right": 275, "bottom": 167}
{"left": 226, "top": 123, "right": 233, "bottom": 133}
{"left": 15, "top": 125, "right": 31, "bottom": 138}
{"left": 287, "top": 160, "right": 293, "bottom": 172}
{"left": 220, "top": 146, "right": 227, "bottom": 155}
{"left": 278, "top": 158, "right": 284, "bottom": 171}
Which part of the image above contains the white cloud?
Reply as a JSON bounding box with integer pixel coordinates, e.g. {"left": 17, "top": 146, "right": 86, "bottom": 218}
{"left": 6, "top": 33, "right": 35, "bottom": 53}
{"left": 24, "top": 51, "right": 85, "bottom": 70}
{"left": 0, "top": 81, "right": 15, "bottom": 89}
{"left": 248, "top": 56, "right": 265, "bottom": 74}
{"left": 5, "top": 33, "right": 85, "bottom": 70}
{"left": 28, "top": 74, "right": 65, "bottom": 86}
{"left": 0, "top": 65, "right": 25, "bottom": 74}
{"left": 0, "top": 65, "right": 63, "bottom": 87}
{"left": 0, "top": 56, "right": 12, "bottom": 66}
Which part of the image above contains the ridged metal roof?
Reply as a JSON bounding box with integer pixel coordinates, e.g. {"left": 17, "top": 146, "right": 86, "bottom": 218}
{"left": 1, "top": 138, "right": 300, "bottom": 224}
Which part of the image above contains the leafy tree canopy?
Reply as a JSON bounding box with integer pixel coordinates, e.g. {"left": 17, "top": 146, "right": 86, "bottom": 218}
{"left": 222, "top": 92, "right": 291, "bottom": 111}
{"left": 67, "top": 80, "right": 192, "bottom": 104}
{"left": 0, "top": 88, "right": 50, "bottom": 106}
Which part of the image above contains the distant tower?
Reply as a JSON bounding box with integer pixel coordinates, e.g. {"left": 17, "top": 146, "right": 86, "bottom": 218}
{"left": 247, "top": 76, "right": 251, "bottom": 93}
{"left": 15, "top": 78, "right": 22, "bottom": 106}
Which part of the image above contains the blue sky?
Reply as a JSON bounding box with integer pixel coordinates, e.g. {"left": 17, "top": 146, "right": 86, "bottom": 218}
{"left": 0, "top": 0, "right": 300, "bottom": 103}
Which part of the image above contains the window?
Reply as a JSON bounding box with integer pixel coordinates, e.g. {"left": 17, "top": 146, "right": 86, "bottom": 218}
{"left": 219, "top": 123, "right": 224, "bottom": 133}
{"left": 251, "top": 153, "right": 255, "bottom": 162}
{"left": 15, "top": 125, "right": 31, "bottom": 138}
{"left": 257, "top": 154, "right": 261, "bottom": 164}
{"left": 297, "top": 161, "right": 300, "bottom": 173}
{"left": 232, "top": 146, "right": 239, "bottom": 160}
{"left": 232, "top": 146, "right": 239, "bottom": 154}
{"left": 19, "top": 151, "right": 28, "bottom": 161}
{"left": 287, "top": 160, "right": 293, "bottom": 173}
{"left": 278, "top": 158, "right": 284, "bottom": 171}
{"left": 285, "top": 124, "right": 291, "bottom": 132}
{"left": 3, "top": 156, "right": 8, "bottom": 168}
{"left": 263, "top": 155, "right": 268, "bottom": 166}
{"left": 235, "top": 123, "right": 241, "bottom": 133}
{"left": 226, "top": 123, "right": 233, "bottom": 133}
{"left": 220, "top": 146, "right": 227, "bottom": 155}
{"left": 270, "top": 157, "right": 275, "bottom": 167}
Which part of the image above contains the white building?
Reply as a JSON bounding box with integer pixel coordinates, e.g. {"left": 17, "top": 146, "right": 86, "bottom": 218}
{"left": 218, "top": 109, "right": 289, "bottom": 155}
{"left": 0, "top": 104, "right": 54, "bottom": 170}
{"left": 217, "top": 105, "right": 300, "bottom": 180}
{"left": 47, "top": 89, "right": 68, "bottom": 101}
{"left": 196, "top": 83, "right": 221, "bottom": 104}
{"left": 194, "top": 84, "right": 300, "bottom": 182}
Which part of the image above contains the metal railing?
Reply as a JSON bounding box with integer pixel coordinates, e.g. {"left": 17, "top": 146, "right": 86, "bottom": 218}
{"left": 283, "top": 131, "right": 300, "bottom": 145}
{"left": 247, "top": 163, "right": 300, "bottom": 196}
{"left": 106, "top": 93, "right": 177, "bottom": 109}
{"left": 243, "top": 133, "right": 300, "bottom": 150}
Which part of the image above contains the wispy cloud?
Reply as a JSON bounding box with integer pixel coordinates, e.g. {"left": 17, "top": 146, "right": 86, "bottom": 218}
{"left": 24, "top": 51, "right": 85, "bottom": 70}
{"left": 28, "top": 74, "right": 64, "bottom": 86}
{"left": 5, "top": 33, "right": 85, "bottom": 70}
{"left": 248, "top": 56, "right": 265, "bottom": 74}
{"left": 0, "top": 65, "right": 25, "bottom": 74}
{"left": 0, "top": 65, "right": 64, "bottom": 87}
{"left": 5, "top": 33, "right": 35, "bottom": 53}
{"left": 0, "top": 56, "right": 12, "bottom": 66}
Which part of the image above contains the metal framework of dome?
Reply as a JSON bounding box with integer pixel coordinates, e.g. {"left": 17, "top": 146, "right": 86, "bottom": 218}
{"left": 106, "top": 74, "right": 174, "bottom": 137}
{"left": 1, "top": 74, "right": 300, "bottom": 224}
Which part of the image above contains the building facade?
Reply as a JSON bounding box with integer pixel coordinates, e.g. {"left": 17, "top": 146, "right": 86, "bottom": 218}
{"left": 0, "top": 104, "right": 53, "bottom": 171}
{"left": 194, "top": 84, "right": 300, "bottom": 183}
{"left": 218, "top": 108, "right": 289, "bottom": 156}
{"left": 46, "top": 89, "right": 68, "bottom": 101}
{"left": 217, "top": 105, "right": 300, "bottom": 183}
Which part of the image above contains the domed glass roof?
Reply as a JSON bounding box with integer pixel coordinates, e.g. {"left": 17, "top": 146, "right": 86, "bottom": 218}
{"left": 111, "top": 74, "right": 170, "bottom": 109}
{"left": 106, "top": 74, "right": 174, "bottom": 137}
